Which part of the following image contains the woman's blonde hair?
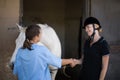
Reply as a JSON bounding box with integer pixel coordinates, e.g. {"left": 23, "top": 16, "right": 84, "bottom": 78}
{"left": 94, "top": 24, "right": 102, "bottom": 32}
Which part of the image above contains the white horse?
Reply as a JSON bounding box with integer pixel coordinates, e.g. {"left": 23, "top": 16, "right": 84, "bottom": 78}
{"left": 10, "top": 23, "right": 61, "bottom": 80}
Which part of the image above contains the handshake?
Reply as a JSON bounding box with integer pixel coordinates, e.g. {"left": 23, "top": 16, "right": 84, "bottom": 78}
{"left": 62, "top": 58, "right": 82, "bottom": 68}
{"left": 70, "top": 58, "right": 82, "bottom": 67}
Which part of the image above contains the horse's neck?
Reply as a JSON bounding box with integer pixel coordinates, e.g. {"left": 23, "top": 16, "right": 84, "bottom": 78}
{"left": 37, "top": 24, "right": 49, "bottom": 29}
{"left": 16, "top": 30, "right": 25, "bottom": 46}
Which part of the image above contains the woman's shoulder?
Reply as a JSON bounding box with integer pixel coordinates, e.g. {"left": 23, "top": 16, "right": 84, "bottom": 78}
{"left": 99, "top": 37, "right": 109, "bottom": 46}
{"left": 32, "top": 44, "right": 44, "bottom": 48}
{"left": 33, "top": 44, "right": 49, "bottom": 51}
{"left": 100, "top": 40, "right": 110, "bottom": 51}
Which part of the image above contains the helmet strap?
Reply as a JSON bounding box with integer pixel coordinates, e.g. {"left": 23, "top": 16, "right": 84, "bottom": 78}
{"left": 89, "top": 24, "right": 95, "bottom": 43}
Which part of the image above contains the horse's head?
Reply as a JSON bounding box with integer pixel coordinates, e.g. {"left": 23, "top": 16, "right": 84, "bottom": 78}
{"left": 10, "top": 24, "right": 26, "bottom": 64}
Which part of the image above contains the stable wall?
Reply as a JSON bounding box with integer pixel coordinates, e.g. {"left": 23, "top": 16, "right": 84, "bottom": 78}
{"left": 0, "top": 0, "right": 19, "bottom": 80}
{"left": 91, "top": 0, "right": 120, "bottom": 45}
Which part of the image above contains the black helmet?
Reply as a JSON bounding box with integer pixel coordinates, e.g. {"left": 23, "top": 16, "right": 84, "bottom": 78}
{"left": 83, "top": 17, "right": 101, "bottom": 29}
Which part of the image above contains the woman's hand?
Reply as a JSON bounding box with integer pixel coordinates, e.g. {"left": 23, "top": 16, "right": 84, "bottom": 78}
{"left": 73, "top": 59, "right": 82, "bottom": 65}
{"left": 69, "top": 58, "right": 82, "bottom": 67}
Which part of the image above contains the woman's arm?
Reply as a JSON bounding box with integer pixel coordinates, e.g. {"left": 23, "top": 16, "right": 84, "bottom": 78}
{"left": 99, "top": 55, "right": 109, "bottom": 80}
{"left": 62, "top": 59, "right": 75, "bottom": 67}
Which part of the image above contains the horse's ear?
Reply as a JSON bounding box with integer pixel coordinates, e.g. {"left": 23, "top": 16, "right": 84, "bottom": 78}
{"left": 16, "top": 23, "right": 23, "bottom": 31}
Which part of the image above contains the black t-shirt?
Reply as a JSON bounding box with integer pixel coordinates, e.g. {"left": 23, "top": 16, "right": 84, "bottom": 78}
{"left": 81, "top": 37, "right": 110, "bottom": 80}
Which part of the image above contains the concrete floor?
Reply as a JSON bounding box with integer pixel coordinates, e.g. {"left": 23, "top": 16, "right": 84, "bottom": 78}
{"left": 0, "top": 45, "right": 120, "bottom": 80}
